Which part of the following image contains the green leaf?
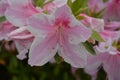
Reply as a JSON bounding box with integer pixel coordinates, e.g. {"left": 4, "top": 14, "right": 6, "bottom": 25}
{"left": 54, "top": 53, "right": 63, "bottom": 63}
{"left": 76, "top": 15, "right": 85, "bottom": 20}
{"left": 112, "top": 40, "right": 117, "bottom": 47}
{"left": 71, "top": 0, "right": 88, "bottom": 16}
{"left": 34, "top": 0, "right": 45, "bottom": 7}
{"left": 117, "top": 45, "right": 120, "bottom": 51}
{"left": 91, "top": 30, "right": 104, "bottom": 42}
{"left": 91, "top": 9, "right": 105, "bottom": 18}
{"left": 103, "top": 0, "right": 109, "bottom": 2}
{"left": 83, "top": 41, "right": 96, "bottom": 55}
{"left": 63, "top": 72, "right": 69, "bottom": 80}
{"left": 67, "top": 0, "right": 72, "bottom": 7}
{"left": 75, "top": 7, "right": 88, "bottom": 16}
{"left": 12, "top": 76, "right": 18, "bottom": 80}
{"left": 0, "top": 16, "right": 6, "bottom": 23}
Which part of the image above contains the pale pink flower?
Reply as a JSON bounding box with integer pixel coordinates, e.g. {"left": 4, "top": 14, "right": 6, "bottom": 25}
{"left": 5, "top": 0, "right": 39, "bottom": 26}
{"left": 104, "top": 0, "right": 120, "bottom": 21}
{"left": 27, "top": 5, "right": 91, "bottom": 67}
{"left": 85, "top": 30, "right": 120, "bottom": 80}
{"left": 80, "top": 14, "right": 104, "bottom": 32}
{"left": 85, "top": 52, "right": 120, "bottom": 80}
{"left": 8, "top": 27, "right": 34, "bottom": 60}
{"left": 0, "top": 0, "right": 9, "bottom": 17}
{"left": 0, "top": 21, "right": 16, "bottom": 40}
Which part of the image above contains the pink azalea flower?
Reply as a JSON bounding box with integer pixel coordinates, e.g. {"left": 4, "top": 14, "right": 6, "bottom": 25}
{"left": 0, "top": 21, "right": 16, "bottom": 40}
{"left": 104, "top": 0, "right": 120, "bottom": 21}
{"left": 0, "top": 0, "right": 9, "bottom": 17}
{"left": 85, "top": 30, "right": 120, "bottom": 80}
{"left": 27, "top": 5, "right": 91, "bottom": 67}
{"left": 8, "top": 27, "right": 34, "bottom": 60}
{"left": 80, "top": 14, "right": 104, "bottom": 32}
{"left": 5, "top": 0, "right": 39, "bottom": 26}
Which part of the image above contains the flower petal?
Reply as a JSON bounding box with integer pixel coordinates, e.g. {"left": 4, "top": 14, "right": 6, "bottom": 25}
{"left": 84, "top": 53, "right": 102, "bottom": 80}
{"left": 8, "top": 27, "right": 34, "bottom": 60}
{"left": 8, "top": 27, "right": 33, "bottom": 39}
{"left": 5, "top": 0, "right": 39, "bottom": 26}
{"left": 27, "top": 13, "right": 54, "bottom": 32}
{"left": 104, "top": 0, "right": 120, "bottom": 21}
{"left": 53, "top": 0, "right": 67, "bottom": 8}
{"left": 0, "top": 0, "right": 9, "bottom": 16}
{"left": 80, "top": 14, "right": 104, "bottom": 32}
{"left": 28, "top": 34, "right": 58, "bottom": 66}
{"left": 15, "top": 41, "right": 28, "bottom": 60}
{"left": 59, "top": 35, "right": 89, "bottom": 68}
{"left": 0, "top": 21, "right": 16, "bottom": 40}
{"left": 105, "top": 21, "right": 120, "bottom": 30}
{"left": 68, "top": 23, "right": 91, "bottom": 44}
{"left": 27, "top": 13, "right": 55, "bottom": 37}
{"left": 103, "top": 54, "right": 120, "bottom": 80}
{"left": 53, "top": 5, "right": 73, "bottom": 24}
{"left": 14, "top": 37, "right": 33, "bottom": 60}
{"left": 7, "top": 0, "right": 30, "bottom": 7}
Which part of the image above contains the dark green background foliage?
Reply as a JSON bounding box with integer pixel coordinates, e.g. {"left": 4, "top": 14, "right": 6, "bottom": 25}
{"left": 0, "top": 41, "right": 106, "bottom": 80}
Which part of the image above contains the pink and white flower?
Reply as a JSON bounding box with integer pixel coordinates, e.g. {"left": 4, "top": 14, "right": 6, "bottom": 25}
{"left": 85, "top": 30, "right": 120, "bottom": 80}
{"left": 27, "top": 5, "right": 91, "bottom": 67}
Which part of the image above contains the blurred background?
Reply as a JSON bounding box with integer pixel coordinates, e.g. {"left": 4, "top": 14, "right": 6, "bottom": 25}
{"left": 0, "top": 40, "right": 106, "bottom": 80}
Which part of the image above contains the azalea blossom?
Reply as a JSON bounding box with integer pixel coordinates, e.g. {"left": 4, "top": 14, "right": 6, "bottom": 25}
{"left": 5, "top": 0, "right": 39, "bottom": 26}
{"left": 8, "top": 27, "right": 34, "bottom": 60}
{"left": 27, "top": 5, "right": 91, "bottom": 68}
{"left": 85, "top": 30, "right": 120, "bottom": 80}
{"left": 1, "top": 0, "right": 120, "bottom": 79}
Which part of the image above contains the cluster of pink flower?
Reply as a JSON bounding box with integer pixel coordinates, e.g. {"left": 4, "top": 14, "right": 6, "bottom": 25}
{"left": 0, "top": 0, "right": 120, "bottom": 80}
